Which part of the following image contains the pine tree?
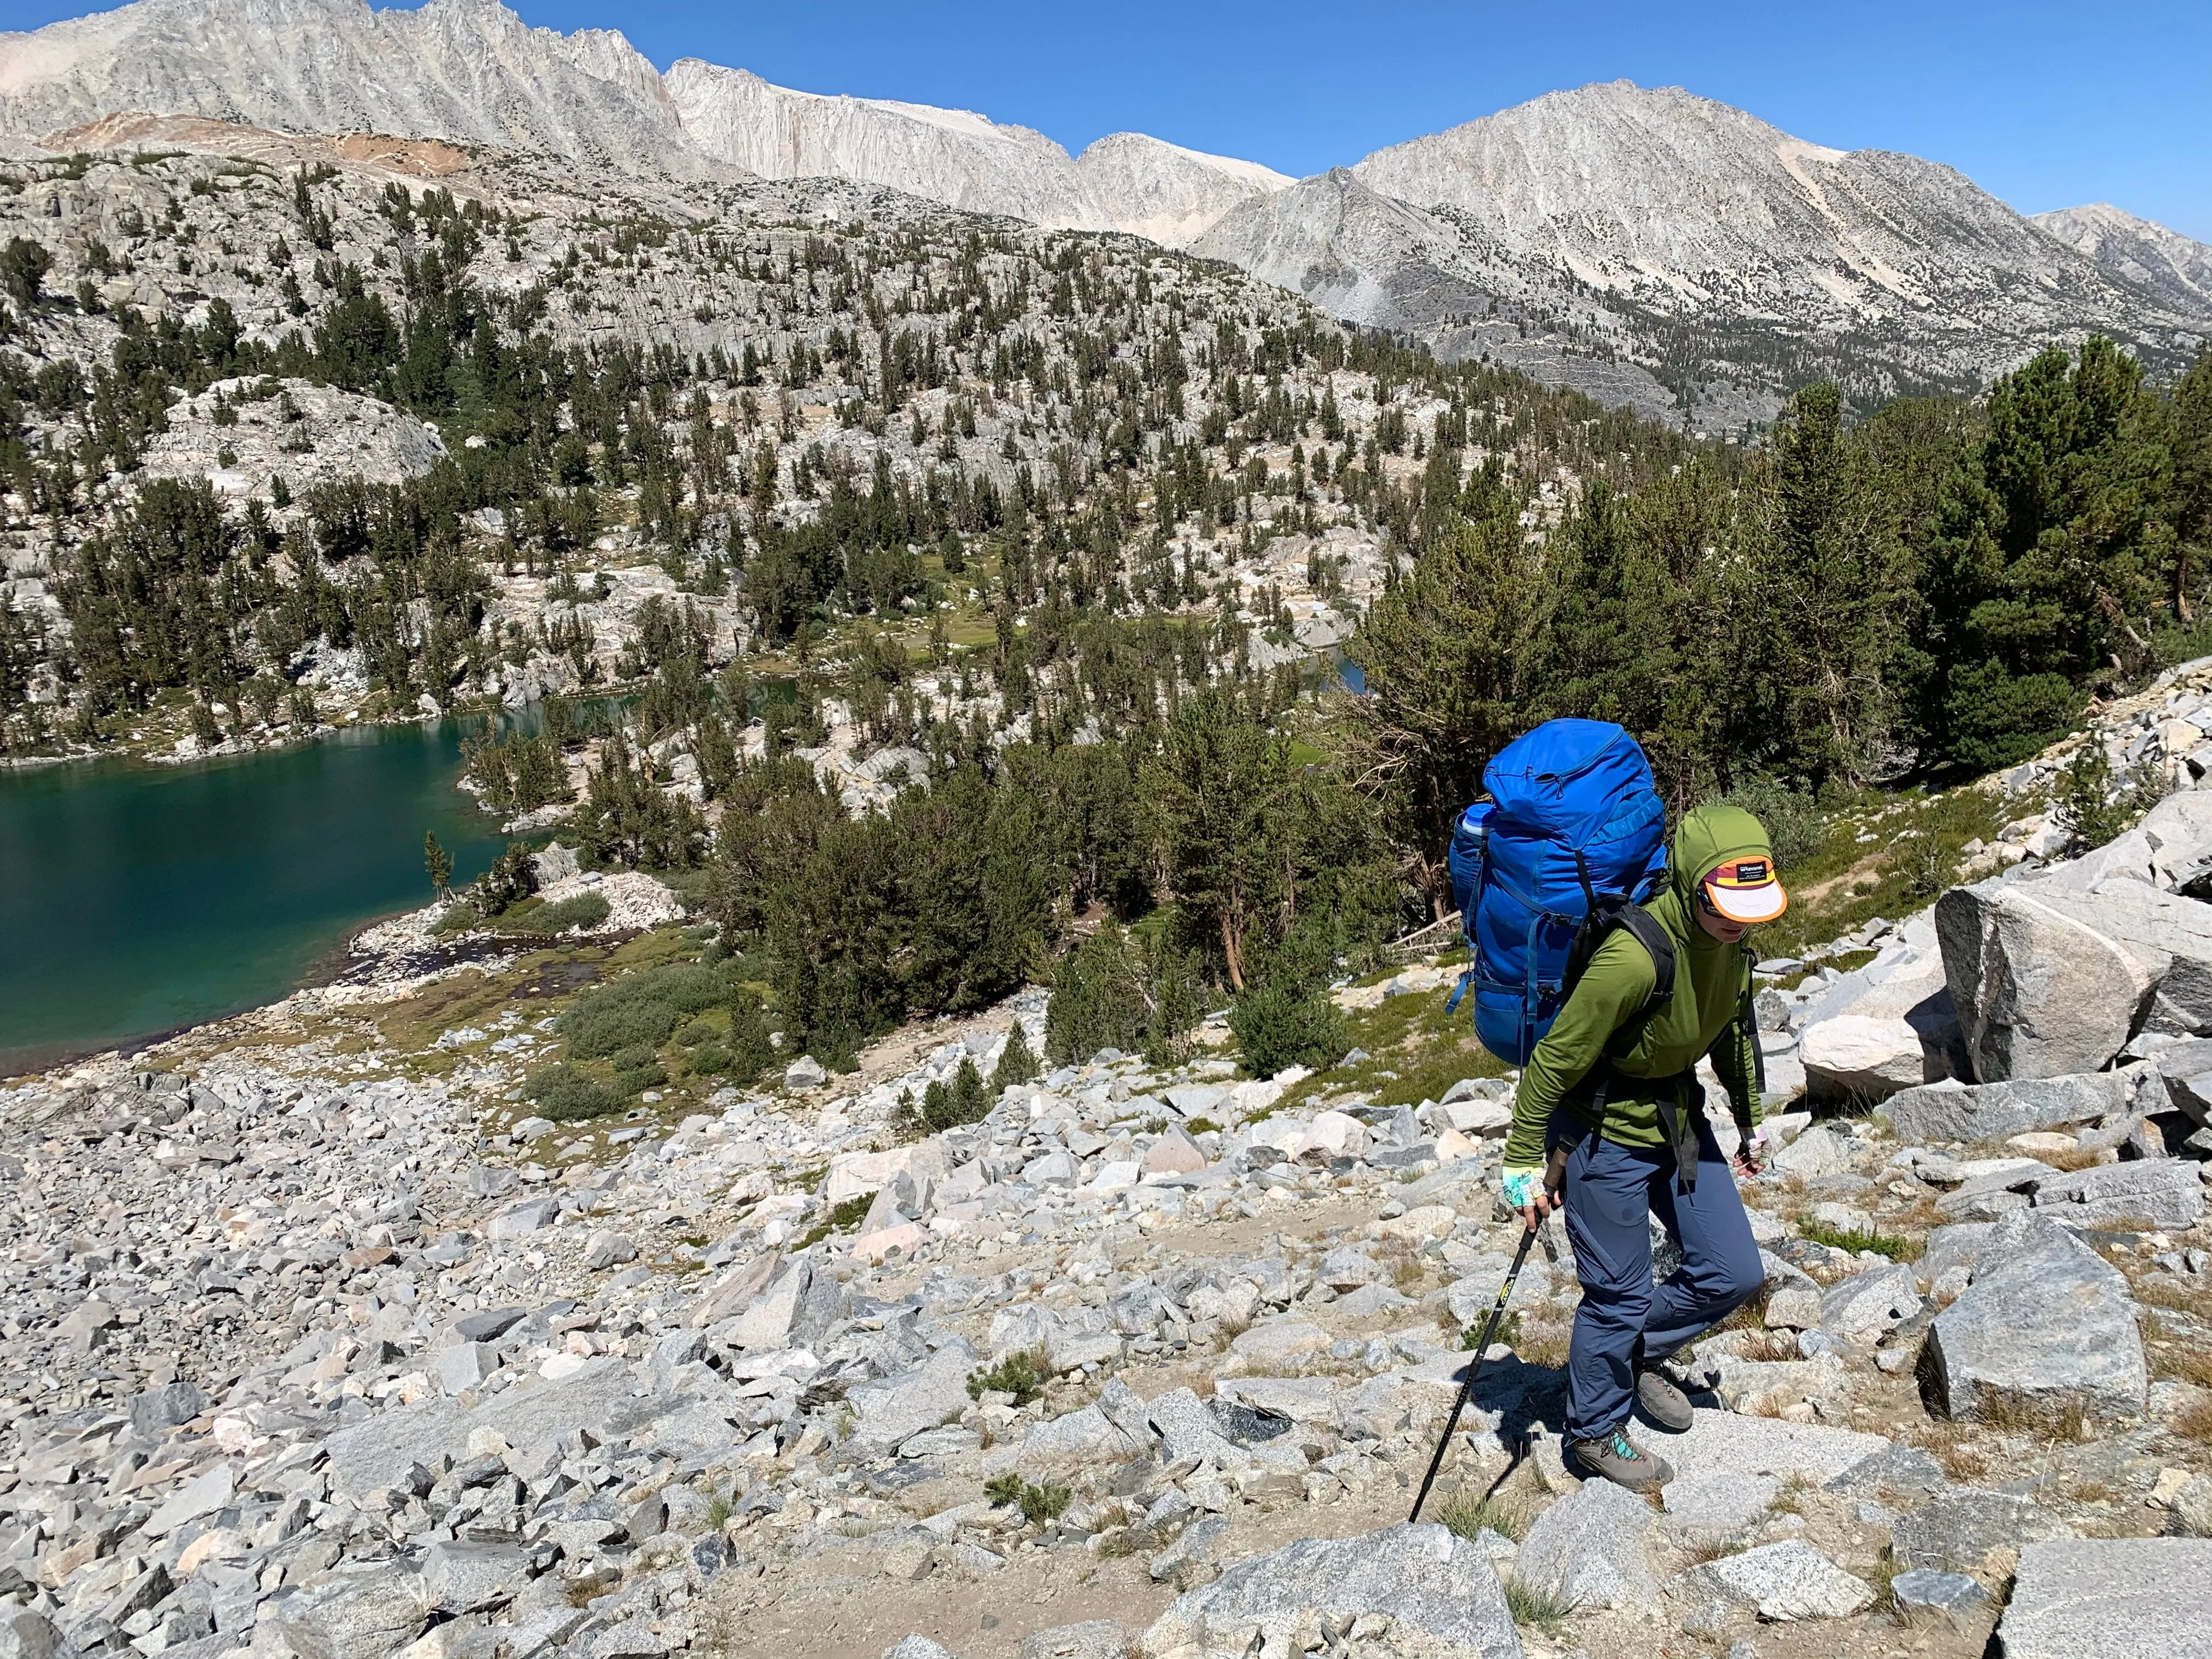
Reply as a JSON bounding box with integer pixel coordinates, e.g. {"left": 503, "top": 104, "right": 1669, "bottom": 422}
{"left": 727, "top": 989, "right": 776, "bottom": 1087}
{"left": 1746, "top": 381, "right": 1914, "bottom": 787}
{"left": 991, "top": 1022, "right": 1041, "bottom": 1091}
{"left": 1339, "top": 496, "right": 1544, "bottom": 915}
{"left": 424, "top": 831, "right": 453, "bottom": 899}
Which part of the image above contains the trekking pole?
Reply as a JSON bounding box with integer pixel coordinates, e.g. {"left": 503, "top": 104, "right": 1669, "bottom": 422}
{"left": 1408, "top": 1216, "right": 1543, "bottom": 1525}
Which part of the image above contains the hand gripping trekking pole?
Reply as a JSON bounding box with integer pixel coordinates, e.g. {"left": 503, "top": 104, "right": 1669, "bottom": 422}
{"left": 1408, "top": 1216, "right": 1542, "bottom": 1525}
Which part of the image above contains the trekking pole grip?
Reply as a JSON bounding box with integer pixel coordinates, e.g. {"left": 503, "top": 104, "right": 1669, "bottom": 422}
{"left": 1407, "top": 1220, "right": 1540, "bottom": 1525}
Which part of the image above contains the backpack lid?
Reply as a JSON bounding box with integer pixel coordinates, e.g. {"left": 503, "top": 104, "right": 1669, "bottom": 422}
{"left": 1482, "top": 719, "right": 1645, "bottom": 840}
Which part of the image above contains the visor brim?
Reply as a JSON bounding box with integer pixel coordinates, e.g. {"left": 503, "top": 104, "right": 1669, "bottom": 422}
{"left": 1706, "top": 880, "right": 1788, "bottom": 924}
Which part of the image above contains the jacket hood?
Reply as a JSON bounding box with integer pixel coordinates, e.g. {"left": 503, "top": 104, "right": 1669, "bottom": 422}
{"left": 1670, "top": 804, "right": 1776, "bottom": 905}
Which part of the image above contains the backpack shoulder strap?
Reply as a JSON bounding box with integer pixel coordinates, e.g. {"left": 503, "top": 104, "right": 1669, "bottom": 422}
{"left": 1612, "top": 906, "right": 1676, "bottom": 1016}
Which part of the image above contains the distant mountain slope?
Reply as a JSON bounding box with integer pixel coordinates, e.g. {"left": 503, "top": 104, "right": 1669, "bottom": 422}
{"left": 0, "top": 0, "right": 1291, "bottom": 242}
{"left": 661, "top": 60, "right": 1289, "bottom": 241}
{"left": 2033, "top": 203, "right": 2212, "bottom": 316}
{"left": 0, "top": 0, "right": 702, "bottom": 175}
{"left": 1317, "top": 81, "right": 2207, "bottom": 420}
{"left": 0, "top": 2, "right": 2199, "bottom": 426}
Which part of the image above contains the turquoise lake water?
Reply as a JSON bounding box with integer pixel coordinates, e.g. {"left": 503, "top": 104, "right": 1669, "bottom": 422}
{"left": 0, "top": 721, "right": 509, "bottom": 1077}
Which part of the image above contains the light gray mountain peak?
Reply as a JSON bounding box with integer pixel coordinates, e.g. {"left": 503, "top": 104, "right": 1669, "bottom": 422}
{"left": 2033, "top": 202, "right": 2212, "bottom": 315}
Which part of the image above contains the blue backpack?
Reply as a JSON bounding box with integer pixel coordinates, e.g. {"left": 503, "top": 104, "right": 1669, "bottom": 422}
{"left": 1446, "top": 719, "right": 1672, "bottom": 1067}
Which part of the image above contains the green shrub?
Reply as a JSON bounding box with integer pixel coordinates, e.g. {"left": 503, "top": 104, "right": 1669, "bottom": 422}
{"left": 1797, "top": 1218, "right": 1918, "bottom": 1261}
{"left": 653, "top": 962, "right": 734, "bottom": 1014}
{"left": 1500, "top": 1572, "right": 1575, "bottom": 1630}
{"left": 676, "top": 1018, "right": 718, "bottom": 1046}
{"left": 524, "top": 1064, "right": 625, "bottom": 1122}
{"left": 966, "top": 1348, "right": 1049, "bottom": 1406}
{"left": 490, "top": 891, "right": 610, "bottom": 937}
{"left": 2055, "top": 741, "right": 2160, "bottom": 856}
{"left": 684, "top": 1041, "right": 731, "bottom": 1076}
{"left": 1229, "top": 984, "right": 1346, "bottom": 1079}
{"left": 558, "top": 960, "right": 729, "bottom": 1057}
{"left": 915, "top": 1056, "right": 992, "bottom": 1131}
{"left": 1436, "top": 1488, "right": 1527, "bottom": 1543}
{"left": 608, "top": 1042, "right": 659, "bottom": 1073}
{"left": 560, "top": 993, "right": 675, "bottom": 1058}
{"left": 610, "top": 1044, "right": 665, "bottom": 1092}
{"left": 1711, "top": 777, "right": 1823, "bottom": 871}
{"left": 982, "top": 1474, "right": 1070, "bottom": 1527}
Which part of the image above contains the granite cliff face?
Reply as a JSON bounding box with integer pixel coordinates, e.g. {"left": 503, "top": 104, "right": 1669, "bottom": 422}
{"left": 0, "top": 0, "right": 699, "bottom": 173}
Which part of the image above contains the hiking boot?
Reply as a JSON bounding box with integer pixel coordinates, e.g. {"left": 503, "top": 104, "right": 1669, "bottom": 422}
{"left": 1570, "top": 1426, "right": 1675, "bottom": 1492}
{"left": 1635, "top": 1367, "right": 1694, "bottom": 1432}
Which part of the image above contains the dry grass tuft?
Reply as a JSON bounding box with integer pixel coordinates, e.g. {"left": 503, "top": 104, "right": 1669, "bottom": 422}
{"left": 1911, "top": 1418, "right": 1990, "bottom": 1483}
{"left": 1435, "top": 1487, "right": 1530, "bottom": 1543}
{"left": 1720, "top": 1285, "right": 1773, "bottom": 1331}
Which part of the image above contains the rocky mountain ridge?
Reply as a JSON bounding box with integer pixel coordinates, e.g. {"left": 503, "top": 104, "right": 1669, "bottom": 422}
{"left": 2034, "top": 202, "right": 2212, "bottom": 317}
{"left": 0, "top": 0, "right": 1291, "bottom": 246}
{"left": 2, "top": 0, "right": 2207, "bottom": 426}
{"left": 1200, "top": 81, "right": 2212, "bottom": 422}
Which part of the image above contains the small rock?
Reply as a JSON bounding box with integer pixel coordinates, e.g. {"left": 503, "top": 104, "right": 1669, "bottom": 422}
{"left": 1891, "top": 1567, "right": 1991, "bottom": 1633}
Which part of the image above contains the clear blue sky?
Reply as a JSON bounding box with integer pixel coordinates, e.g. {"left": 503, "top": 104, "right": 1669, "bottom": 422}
{"left": 10, "top": 0, "right": 2210, "bottom": 239}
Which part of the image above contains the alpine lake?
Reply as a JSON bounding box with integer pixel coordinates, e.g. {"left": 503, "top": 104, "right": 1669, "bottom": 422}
{"left": 0, "top": 718, "right": 511, "bottom": 1077}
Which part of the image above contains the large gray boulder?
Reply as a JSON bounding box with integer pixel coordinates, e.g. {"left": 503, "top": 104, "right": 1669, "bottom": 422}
{"left": 1884, "top": 1071, "right": 2130, "bottom": 1143}
{"left": 1658, "top": 1410, "right": 1891, "bottom": 1539}
{"left": 0, "top": 1612, "right": 64, "bottom": 1659}
{"left": 1006, "top": 1381, "right": 1154, "bottom": 1478}
{"left": 2049, "top": 879, "right": 2212, "bottom": 1038}
{"left": 2030, "top": 1158, "right": 2204, "bottom": 1230}
{"left": 1799, "top": 1014, "right": 1938, "bottom": 1101}
{"left": 710, "top": 1250, "right": 847, "bottom": 1349}
{"left": 1936, "top": 881, "right": 2154, "bottom": 1081}
{"left": 268, "top": 1566, "right": 430, "bottom": 1659}
{"left": 846, "top": 1340, "right": 978, "bottom": 1456}
{"left": 2031, "top": 788, "right": 2212, "bottom": 899}
{"left": 1512, "top": 1473, "right": 1663, "bottom": 1613}
{"left": 1135, "top": 1523, "right": 1521, "bottom": 1659}
{"left": 1995, "top": 1537, "right": 2212, "bottom": 1659}
{"left": 1891, "top": 1568, "right": 1991, "bottom": 1633}
{"left": 1796, "top": 911, "right": 1962, "bottom": 1101}
{"left": 1819, "top": 1262, "right": 1921, "bottom": 1340}
{"left": 1926, "top": 1213, "right": 2146, "bottom": 1426}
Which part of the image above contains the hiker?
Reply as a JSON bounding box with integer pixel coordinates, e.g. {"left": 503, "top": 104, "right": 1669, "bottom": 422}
{"left": 1498, "top": 804, "right": 1781, "bottom": 1492}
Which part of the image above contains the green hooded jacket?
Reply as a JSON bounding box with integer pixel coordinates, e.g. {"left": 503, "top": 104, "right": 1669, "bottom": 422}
{"left": 1501, "top": 804, "right": 1769, "bottom": 1169}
